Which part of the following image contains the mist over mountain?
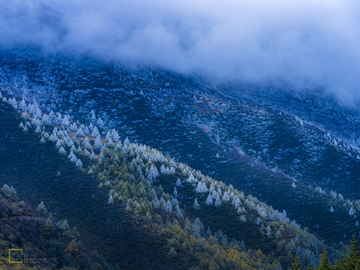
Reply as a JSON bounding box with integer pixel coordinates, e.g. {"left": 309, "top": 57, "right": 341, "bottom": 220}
{"left": 2, "top": 0, "right": 360, "bottom": 103}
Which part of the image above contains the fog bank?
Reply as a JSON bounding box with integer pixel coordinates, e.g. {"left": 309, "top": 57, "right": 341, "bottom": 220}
{"left": 1, "top": 0, "right": 360, "bottom": 101}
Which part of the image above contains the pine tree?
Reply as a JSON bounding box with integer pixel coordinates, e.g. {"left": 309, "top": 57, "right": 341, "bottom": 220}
{"left": 292, "top": 255, "right": 301, "bottom": 270}
{"left": 344, "top": 234, "right": 360, "bottom": 270}
{"left": 194, "top": 198, "right": 200, "bottom": 209}
{"left": 108, "top": 194, "right": 114, "bottom": 204}
{"left": 44, "top": 218, "right": 54, "bottom": 237}
{"left": 317, "top": 250, "right": 331, "bottom": 270}
{"left": 37, "top": 201, "right": 47, "bottom": 217}
{"left": 206, "top": 194, "right": 213, "bottom": 205}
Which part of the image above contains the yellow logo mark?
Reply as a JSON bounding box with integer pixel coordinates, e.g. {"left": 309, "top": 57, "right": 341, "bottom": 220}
{"left": 9, "top": 249, "right": 23, "bottom": 263}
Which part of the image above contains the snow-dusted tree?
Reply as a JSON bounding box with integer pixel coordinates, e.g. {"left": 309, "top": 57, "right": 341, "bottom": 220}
{"left": 194, "top": 199, "right": 200, "bottom": 209}
{"left": 62, "top": 115, "right": 70, "bottom": 126}
{"left": 68, "top": 151, "right": 78, "bottom": 163}
{"left": 152, "top": 197, "right": 160, "bottom": 209}
{"left": 76, "top": 127, "right": 85, "bottom": 137}
{"left": 239, "top": 215, "right": 246, "bottom": 222}
{"left": 329, "top": 206, "right": 335, "bottom": 213}
{"left": 94, "top": 135, "right": 103, "bottom": 149}
{"left": 222, "top": 191, "right": 230, "bottom": 202}
{"left": 187, "top": 173, "right": 197, "bottom": 183}
{"left": 35, "top": 126, "right": 42, "bottom": 133}
{"left": 148, "top": 165, "right": 159, "bottom": 181}
{"left": 166, "top": 200, "right": 173, "bottom": 213}
{"left": 112, "top": 130, "right": 120, "bottom": 142}
{"left": 83, "top": 126, "right": 90, "bottom": 135}
{"left": 205, "top": 194, "right": 213, "bottom": 205}
{"left": 90, "top": 151, "right": 96, "bottom": 160}
{"left": 71, "top": 145, "right": 78, "bottom": 153}
{"left": 105, "top": 131, "right": 111, "bottom": 141}
{"left": 70, "top": 122, "right": 78, "bottom": 131}
{"left": 214, "top": 196, "right": 222, "bottom": 207}
{"left": 36, "top": 201, "right": 47, "bottom": 216}
{"left": 76, "top": 159, "right": 83, "bottom": 168}
{"left": 292, "top": 182, "right": 297, "bottom": 188}
{"left": 91, "top": 126, "right": 100, "bottom": 137}
{"left": 98, "top": 152, "right": 105, "bottom": 162}
{"left": 84, "top": 140, "right": 92, "bottom": 150}
{"left": 176, "top": 178, "right": 182, "bottom": 187}
{"left": 349, "top": 207, "right": 356, "bottom": 216}
{"left": 55, "top": 140, "right": 62, "bottom": 148}
{"left": 168, "top": 248, "right": 177, "bottom": 257}
{"left": 173, "top": 187, "right": 178, "bottom": 198}
{"left": 160, "top": 164, "right": 167, "bottom": 174}
{"left": 97, "top": 117, "right": 104, "bottom": 126}
{"left": 175, "top": 205, "right": 183, "bottom": 219}
{"left": 196, "top": 182, "right": 208, "bottom": 193}
{"left": 88, "top": 168, "right": 93, "bottom": 174}
{"left": 2, "top": 184, "right": 16, "bottom": 196}
{"left": 107, "top": 138, "right": 114, "bottom": 147}
{"left": 108, "top": 195, "right": 114, "bottom": 204}
{"left": 124, "top": 137, "right": 130, "bottom": 145}
{"left": 58, "top": 147, "right": 66, "bottom": 155}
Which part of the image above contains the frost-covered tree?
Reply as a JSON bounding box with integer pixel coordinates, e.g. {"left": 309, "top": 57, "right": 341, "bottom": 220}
{"left": 329, "top": 206, "right": 335, "bottom": 213}
{"left": 205, "top": 194, "right": 213, "bottom": 205}
{"left": 176, "top": 178, "right": 182, "bottom": 187}
{"left": 107, "top": 137, "right": 114, "bottom": 147}
{"left": 148, "top": 165, "right": 159, "bottom": 181}
{"left": 168, "top": 248, "right": 177, "bottom": 257}
{"left": 196, "top": 182, "right": 208, "bottom": 193}
{"left": 166, "top": 200, "right": 173, "bottom": 213}
{"left": 68, "top": 151, "right": 78, "bottom": 163}
{"left": 108, "top": 195, "right": 114, "bottom": 204}
{"left": 91, "top": 126, "right": 100, "bottom": 137}
{"left": 76, "top": 159, "right": 83, "bottom": 168}
{"left": 187, "top": 173, "right": 197, "bottom": 183}
{"left": 349, "top": 207, "right": 356, "bottom": 216}
{"left": 292, "top": 182, "right": 297, "bottom": 188}
{"left": 112, "top": 130, "right": 120, "bottom": 142}
{"left": 62, "top": 115, "right": 70, "bottom": 126}
{"left": 94, "top": 135, "right": 103, "bottom": 149}
{"left": 58, "top": 147, "right": 66, "bottom": 155}
{"left": 36, "top": 201, "right": 47, "bottom": 216}
{"left": 173, "top": 187, "right": 178, "bottom": 198}
{"left": 88, "top": 168, "right": 93, "bottom": 174}
{"left": 70, "top": 123, "right": 78, "bottom": 131}
{"left": 97, "top": 117, "right": 104, "bottom": 126}
{"left": 76, "top": 127, "right": 85, "bottom": 137}
{"left": 222, "top": 191, "right": 230, "bottom": 202}
{"left": 1, "top": 184, "right": 16, "bottom": 196}
{"left": 194, "top": 199, "right": 200, "bottom": 209}
{"left": 214, "top": 196, "right": 222, "bottom": 207}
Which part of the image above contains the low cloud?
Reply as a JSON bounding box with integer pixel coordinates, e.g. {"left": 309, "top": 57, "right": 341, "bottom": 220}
{"left": 1, "top": 0, "right": 360, "bottom": 101}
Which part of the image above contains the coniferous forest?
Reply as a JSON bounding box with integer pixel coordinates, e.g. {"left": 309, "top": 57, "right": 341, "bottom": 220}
{"left": 2, "top": 1, "right": 360, "bottom": 269}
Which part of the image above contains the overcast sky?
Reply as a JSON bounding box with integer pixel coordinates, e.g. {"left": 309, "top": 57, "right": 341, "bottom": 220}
{"left": 1, "top": 0, "right": 360, "bottom": 102}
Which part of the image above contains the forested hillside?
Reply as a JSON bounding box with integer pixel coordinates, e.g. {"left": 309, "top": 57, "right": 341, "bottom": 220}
{"left": 0, "top": 91, "right": 344, "bottom": 269}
